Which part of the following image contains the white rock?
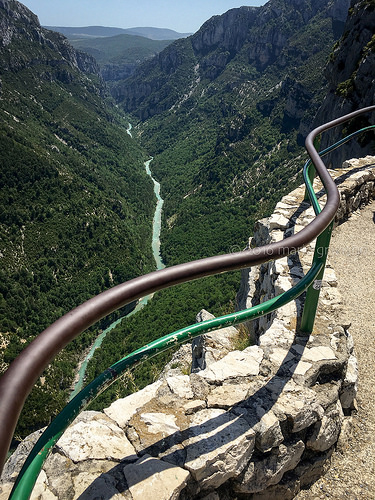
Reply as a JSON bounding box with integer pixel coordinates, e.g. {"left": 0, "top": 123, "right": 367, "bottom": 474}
{"left": 258, "top": 320, "right": 295, "bottom": 349}
{"left": 123, "top": 454, "right": 190, "bottom": 500}
{"left": 268, "top": 348, "right": 295, "bottom": 366}
{"left": 302, "top": 346, "right": 336, "bottom": 362}
{"left": 207, "top": 383, "right": 250, "bottom": 408}
{"left": 199, "top": 346, "right": 263, "bottom": 382}
{"left": 30, "top": 470, "right": 58, "bottom": 500}
{"left": 254, "top": 409, "right": 284, "bottom": 453}
{"left": 183, "top": 399, "right": 206, "bottom": 414}
{"left": 140, "top": 413, "right": 180, "bottom": 436}
{"left": 291, "top": 360, "right": 313, "bottom": 376}
{"left": 273, "top": 391, "right": 324, "bottom": 433}
{"left": 340, "top": 354, "right": 358, "bottom": 409}
{"left": 235, "top": 440, "right": 305, "bottom": 493}
{"left": 184, "top": 408, "right": 255, "bottom": 488}
{"left": 167, "top": 375, "right": 194, "bottom": 399}
{"left": 104, "top": 380, "right": 162, "bottom": 428}
{"left": 0, "top": 483, "right": 13, "bottom": 500}
{"left": 56, "top": 418, "right": 137, "bottom": 462}
{"left": 307, "top": 402, "right": 344, "bottom": 452}
{"left": 268, "top": 213, "right": 290, "bottom": 230}
{"left": 72, "top": 472, "right": 123, "bottom": 500}
{"left": 274, "top": 275, "right": 292, "bottom": 295}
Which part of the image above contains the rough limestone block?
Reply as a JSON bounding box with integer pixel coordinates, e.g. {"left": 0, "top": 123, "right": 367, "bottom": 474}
{"left": 268, "top": 213, "right": 290, "bottom": 230}
{"left": 198, "top": 346, "right": 263, "bottom": 382}
{"left": 184, "top": 408, "right": 255, "bottom": 488}
{"left": 234, "top": 440, "right": 305, "bottom": 494}
{"left": 258, "top": 319, "right": 296, "bottom": 349}
{"left": 301, "top": 346, "right": 337, "bottom": 362}
{"left": 140, "top": 413, "right": 180, "bottom": 436}
{"left": 207, "top": 383, "right": 250, "bottom": 409}
{"left": 104, "top": 381, "right": 162, "bottom": 428}
{"left": 323, "top": 266, "right": 338, "bottom": 287}
{"left": 72, "top": 471, "right": 124, "bottom": 500}
{"left": 268, "top": 348, "right": 295, "bottom": 366}
{"left": 253, "top": 408, "right": 284, "bottom": 453}
{"left": 272, "top": 387, "right": 324, "bottom": 433}
{"left": 30, "top": 470, "right": 58, "bottom": 500}
{"left": 45, "top": 455, "right": 120, "bottom": 500}
{"left": 166, "top": 375, "right": 194, "bottom": 400}
{"left": 0, "top": 483, "right": 13, "bottom": 500}
{"left": 307, "top": 401, "right": 344, "bottom": 452}
{"left": 183, "top": 399, "right": 206, "bottom": 415}
{"left": 340, "top": 354, "right": 358, "bottom": 409}
{"left": 123, "top": 454, "right": 190, "bottom": 500}
{"left": 273, "top": 257, "right": 289, "bottom": 276}
{"left": 56, "top": 417, "right": 137, "bottom": 463}
{"left": 192, "top": 309, "right": 238, "bottom": 372}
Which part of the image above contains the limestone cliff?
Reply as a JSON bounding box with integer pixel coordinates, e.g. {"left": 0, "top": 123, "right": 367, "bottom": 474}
{"left": 0, "top": 0, "right": 99, "bottom": 76}
{"left": 313, "top": 0, "right": 375, "bottom": 163}
{"left": 114, "top": 0, "right": 350, "bottom": 119}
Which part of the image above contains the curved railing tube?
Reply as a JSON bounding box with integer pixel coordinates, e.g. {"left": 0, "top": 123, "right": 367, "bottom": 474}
{"left": 0, "top": 105, "right": 374, "bottom": 488}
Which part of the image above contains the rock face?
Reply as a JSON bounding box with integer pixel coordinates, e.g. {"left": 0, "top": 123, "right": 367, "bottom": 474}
{"left": 1, "top": 157, "right": 374, "bottom": 499}
{"left": 0, "top": 0, "right": 99, "bottom": 75}
{"left": 313, "top": 0, "right": 375, "bottom": 162}
{"left": 114, "top": 0, "right": 350, "bottom": 119}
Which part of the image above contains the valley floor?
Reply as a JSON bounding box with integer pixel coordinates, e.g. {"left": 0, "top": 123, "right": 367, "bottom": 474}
{"left": 296, "top": 200, "right": 375, "bottom": 499}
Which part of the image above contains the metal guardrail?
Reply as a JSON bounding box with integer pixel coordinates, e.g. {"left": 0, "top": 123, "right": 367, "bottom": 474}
{"left": 0, "top": 106, "right": 374, "bottom": 499}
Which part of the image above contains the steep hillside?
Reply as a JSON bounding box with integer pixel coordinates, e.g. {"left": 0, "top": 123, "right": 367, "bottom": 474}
{"left": 115, "top": 0, "right": 350, "bottom": 266}
{"left": 314, "top": 0, "right": 375, "bottom": 162}
{"left": 0, "top": 0, "right": 154, "bottom": 436}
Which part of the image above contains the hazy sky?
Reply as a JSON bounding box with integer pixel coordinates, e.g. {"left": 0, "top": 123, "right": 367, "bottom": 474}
{"left": 20, "top": 0, "right": 266, "bottom": 33}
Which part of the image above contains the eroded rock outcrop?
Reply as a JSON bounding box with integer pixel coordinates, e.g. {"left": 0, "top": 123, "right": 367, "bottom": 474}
{"left": 0, "top": 0, "right": 99, "bottom": 75}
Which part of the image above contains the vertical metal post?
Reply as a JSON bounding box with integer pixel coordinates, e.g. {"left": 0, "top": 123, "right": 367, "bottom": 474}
{"left": 300, "top": 221, "right": 334, "bottom": 333}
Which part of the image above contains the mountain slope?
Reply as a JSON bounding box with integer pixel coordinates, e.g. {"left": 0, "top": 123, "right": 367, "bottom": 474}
{"left": 0, "top": 0, "right": 154, "bottom": 436}
{"left": 115, "top": 0, "right": 350, "bottom": 266}
{"left": 314, "top": 0, "right": 375, "bottom": 162}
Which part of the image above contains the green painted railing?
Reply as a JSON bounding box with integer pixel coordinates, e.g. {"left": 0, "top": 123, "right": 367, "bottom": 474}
{"left": 1, "top": 106, "right": 374, "bottom": 499}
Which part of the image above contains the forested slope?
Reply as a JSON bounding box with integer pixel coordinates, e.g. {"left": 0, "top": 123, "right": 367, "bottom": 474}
{"left": 0, "top": 0, "right": 154, "bottom": 436}
{"left": 116, "top": 0, "right": 350, "bottom": 265}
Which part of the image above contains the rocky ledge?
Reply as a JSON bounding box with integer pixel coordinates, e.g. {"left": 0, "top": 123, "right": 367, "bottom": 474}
{"left": 1, "top": 156, "right": 374, "bottom": 499}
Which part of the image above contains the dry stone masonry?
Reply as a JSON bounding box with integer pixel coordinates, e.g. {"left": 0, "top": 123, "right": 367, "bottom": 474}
{"left": 1, "top": 157, "right": 374, "bottom": 499}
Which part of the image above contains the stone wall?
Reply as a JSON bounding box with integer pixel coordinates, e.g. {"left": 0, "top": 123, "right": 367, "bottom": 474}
{"left": 1, "top": 157, "right": 374, "bottom": 500}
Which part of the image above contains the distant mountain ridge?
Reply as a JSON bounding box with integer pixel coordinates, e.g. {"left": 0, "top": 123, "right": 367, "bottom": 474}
{"left": 67, "top": 33, "right": 173, "bottom": 83}
{"left": 45, "top": 25, "right": 192, "bottom": 41}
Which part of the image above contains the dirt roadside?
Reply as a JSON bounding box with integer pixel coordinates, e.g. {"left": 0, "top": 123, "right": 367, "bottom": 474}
{"left": 296, "top": 200, "right": 375, "bottom": 499}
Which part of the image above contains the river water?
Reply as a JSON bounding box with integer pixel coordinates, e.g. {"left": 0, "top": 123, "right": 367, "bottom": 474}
{"left": 69, "top": 127, "right": 164, "bottom": 399}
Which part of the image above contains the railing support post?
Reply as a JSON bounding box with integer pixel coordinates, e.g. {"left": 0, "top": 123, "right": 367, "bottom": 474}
{"left": 300, "top": 220, "right": 334, "bottom": 334}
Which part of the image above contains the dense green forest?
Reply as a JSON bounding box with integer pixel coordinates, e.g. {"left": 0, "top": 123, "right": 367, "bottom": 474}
{"left": 0, "top": 2, "right": 156, "bottom": 437}
{"left": 114, "top": 2, "right": 344, "bottom": 264}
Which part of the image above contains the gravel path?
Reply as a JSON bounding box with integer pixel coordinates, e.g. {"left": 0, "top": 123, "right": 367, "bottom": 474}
{"left": 296, "top": 200, "right": 375, "bottom": 499}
